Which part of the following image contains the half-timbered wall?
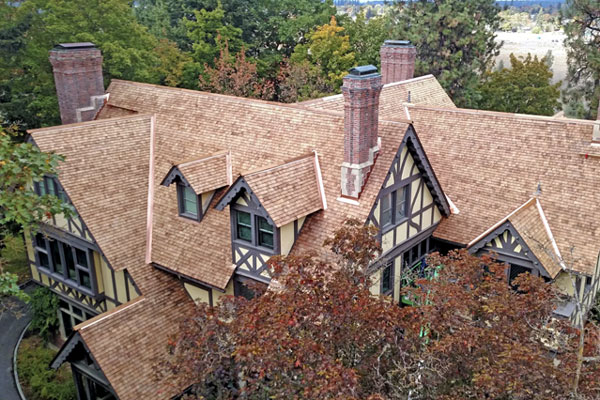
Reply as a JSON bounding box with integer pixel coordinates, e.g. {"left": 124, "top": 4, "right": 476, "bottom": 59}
{"left": 366, "top": 134, "right": 446, "bottom": 303}
{"left": 367, "top": 145, "right": 442, "bottom": 255}
{"left": 25, "top": 189, "right": 140, "bottom": 337}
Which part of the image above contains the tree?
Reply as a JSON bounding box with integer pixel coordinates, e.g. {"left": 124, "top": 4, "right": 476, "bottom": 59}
{"left": 184, "top": 2, "right": 244, "bottom": 66}
{"left": 291, "top": 16, "right": 356, "bottom": 91}
{"left": 561, "top": 0, "right": 600, "bottom": 120}
{"left": 477, "top": 53, "right": 561, "bottom": 116}
{"left": 276, "top": 60, "right": 332, "bottom": 103}
{"left": 0, "top": 124, "right": 72, "bottom": 318}
{"left": 342, "top": 10, "right": 391, "bottom": 68}
{"left": 158, "top": 220, "right": 600, "bottom": 399}
{"left": 199, "top": 40, "right": 275, "bottom": 99}
{"left": 0, "top": 0, "right": 186, "bottom": 129}
{"left": 389, "top": 0, "right": 502, "bottom": 108}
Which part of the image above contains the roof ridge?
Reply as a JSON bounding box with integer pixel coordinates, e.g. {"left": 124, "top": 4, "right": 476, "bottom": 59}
{"left": 28, "top": 113, "right": 154, "bottom": 134}
{"left": 467, "top": 197, "right": 536, "bottom": 247}
{"left": 242, "top": 152, "right": 315, "bottom": 177}
{"left": 75, "top": 295, "right": 146, "bottom": 331}
{"left": 382, "top": 74, "right": 436, "bottom": 89}
{"left": 408, "top": 104, "right": 600, "bottom": 127}
{"left": 177, "top": 150, "right": 228, "bottom": 167}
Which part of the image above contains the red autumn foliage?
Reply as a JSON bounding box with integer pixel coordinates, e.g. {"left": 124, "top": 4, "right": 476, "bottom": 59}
{"left": 157, "top": 220, "right": 600, "bottom": 399}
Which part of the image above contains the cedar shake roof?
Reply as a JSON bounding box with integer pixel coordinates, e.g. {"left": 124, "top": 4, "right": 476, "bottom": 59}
{"left": 468, "top": 198, "right": 563, "bottom": 278}
{"left": 73, "top": 266, "right": 195, "bottom": 400}
{"left": 165, "top": 151, "right": 232, "bottom": 194}
{"left": 300, "top": 74, "right": 456, "bottom": 112}
{"left": 29, "top": 114, "right": 153, "bottom": 272}
{"left": 220, "top": 154, "right": 325, "bottom": 227}
{"left": 100, "top": 79, "right": 413, "bottom": 289}
{"left": 399, "top": 105, "right": 600, "bottom": 276}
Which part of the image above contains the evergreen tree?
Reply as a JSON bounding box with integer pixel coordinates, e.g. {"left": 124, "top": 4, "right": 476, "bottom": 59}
{"left": 389, "top": 0, "right": 502, "bottom": 108}
{"left": 561, "top": 0, "right": 600, "bottom": 120}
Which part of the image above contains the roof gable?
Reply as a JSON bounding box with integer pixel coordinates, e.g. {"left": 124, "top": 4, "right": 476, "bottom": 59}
{"left": 469, "top": 198, "right": 563, "bottom": 278}
{"left": 161, "top": 151, "right": 232, "bottom": 194}
{"left": 216, "top": 154, "right": 325, "bottom": 227}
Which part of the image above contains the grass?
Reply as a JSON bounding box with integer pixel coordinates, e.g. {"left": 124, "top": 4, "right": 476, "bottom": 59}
{"left": 1, "top": 233, "right": 31, "bottom": 284}
{"left": 17, "top": 334, "right": 76, "bottom": 400}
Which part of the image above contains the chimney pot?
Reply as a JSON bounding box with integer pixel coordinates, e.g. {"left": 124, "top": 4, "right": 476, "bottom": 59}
{"left": 380, "top": 40, "right": 416, "bottom": 85}
{"left": 341, "top": 65, "right": 383, "bottom": 199}
{"left": 49, "top": 42, "right": 105, "bottom": 125}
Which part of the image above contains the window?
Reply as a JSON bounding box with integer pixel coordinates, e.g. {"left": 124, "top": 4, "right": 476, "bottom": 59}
{"left": 381, "top": 260, "right": 394, "bottom": 296}
{"left": 35, "top": 176, "right": 67, "bottom": 201}
{"left": 233, "top": 276, "right": 267, "bottom": 300}
{"left": 380, "top": 186, "right": 409, "bottom": 229}
{"left": 257, "top": 216, "right": 274, "bottom": 249}
{"left": 33, "top": 234, "right": 95, "bottom": 293}
{"left": 233, "top": 209, "right": 276, "bottom": 251}
{"left": 59, "top": 299, "right": 95, "bottom": 335}
{"left": 178, "top": 184, "right": 200, "bottom": 220}
{"left": 236, "top": 211, "right": 252, "bottom": 242}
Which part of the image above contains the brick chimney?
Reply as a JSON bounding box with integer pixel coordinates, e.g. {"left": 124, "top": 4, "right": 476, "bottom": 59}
{"left": 380, "top": 40, "right": 416, "bottom": 85}
{"left": 341, "top": 65, "right": 382, "bottom": 199}
{"left": 49, "top": 43, "right": 106, "bottom": 125}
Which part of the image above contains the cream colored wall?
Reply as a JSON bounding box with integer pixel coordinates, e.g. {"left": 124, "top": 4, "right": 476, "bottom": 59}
{"left": 236, "top": 196, "right": 248, "bottom": 206}
{"left": 369, "top": 269, "right": 381, "bottom": 296}
{"left": 184, "top": 282, "right": 211, "bottom": 305}
{"left": 201, "top": 190, "right": 215, "bottom": 213}
{"left": 213, "top": 279, "right": 235, "bottom": 304}
{"left": 280, "top": 222, "right": 295, "bottom": 255}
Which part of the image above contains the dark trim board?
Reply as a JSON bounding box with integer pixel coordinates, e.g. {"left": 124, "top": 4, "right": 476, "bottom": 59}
{"left": 468, "top": 221, "right": 550, "bottom": 278}
{"left": 215, "top": 177, "right": 275, "bottom": 226}
{"left": 160, "top": 165, "right": 191, "bottom": 187}
{"left": 152, "top": 262, "right": 227, "bottom": 293}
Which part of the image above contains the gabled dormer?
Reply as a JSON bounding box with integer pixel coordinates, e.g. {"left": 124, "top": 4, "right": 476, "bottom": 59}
{"left": 216, "top": 153, "right": 326, "bottom": 286}
{"left": 161, "top": 151, "right": 232, "bottom": 222}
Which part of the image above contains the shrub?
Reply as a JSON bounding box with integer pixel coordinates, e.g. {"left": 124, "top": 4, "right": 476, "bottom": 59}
{"left": 0, "top": 234, "right": 30, "bottom": 283}
{"left": 17, "top": 335, "right": 76, "bottom": 400}
{"left": 29, "top": 287, "right": 59, "bottom": 342}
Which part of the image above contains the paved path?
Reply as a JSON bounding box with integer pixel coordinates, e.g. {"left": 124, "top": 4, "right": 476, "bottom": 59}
{"left": 0, "top": 285, "right": 33, "bottom": 400}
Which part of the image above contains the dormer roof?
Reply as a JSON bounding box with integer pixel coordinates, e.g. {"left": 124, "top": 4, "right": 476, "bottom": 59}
{"left": 216, "top": 153, "right": 326, "bottom": 227}
{"left": 161, "top": 151, "right": 232, "bottom": 193}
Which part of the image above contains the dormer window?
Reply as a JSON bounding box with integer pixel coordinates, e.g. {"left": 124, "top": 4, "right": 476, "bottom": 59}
{"left": 178, "top": 183, "right": 200, "bottom": 220}
{"left": 233, "top": 210, "right": 275, "bottom": 250}
{"left": 381, "top": 186, "right": 409, "bottom": 228}
{"left": 161, "top": 151, "right": 233, "bottom": 224}
{"left": 35, "top": 175, "right": 67, "bottom": 201}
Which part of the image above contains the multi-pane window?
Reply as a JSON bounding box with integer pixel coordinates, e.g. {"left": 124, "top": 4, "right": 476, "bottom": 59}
{"left": 236, "top": 211, "right": 253, "bottom": 242}
{"left": 34, "top": 176, "right": 67, "bottom": 201}
{"left": 178, "top": 183, "right": 200, "bottom": 220}
{"left": 381, "top": 260, "right": 394, "bottom": 296}
{"left": 234, "top": 210, "right": 275, "bottom": 250}
{"left": 59, "top": 299, "right": 95, "bottom": 334}
{"left": 380, "top": 186, "right": 409, "bottom": 228}
{"left": 257, "top": 216, "right": 274, "bottom": 249}
{"left": 34, "top": 233, "right": 95, "bottom": 293}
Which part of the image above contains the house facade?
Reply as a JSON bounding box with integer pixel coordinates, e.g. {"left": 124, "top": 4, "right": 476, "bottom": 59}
{"left": 23, "top": 41, "right": 600, "bottom": 399}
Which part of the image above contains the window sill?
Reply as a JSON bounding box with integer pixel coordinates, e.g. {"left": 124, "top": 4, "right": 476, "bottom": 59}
{"left": 381, "top": 216, "right": 409, "bottom": 235}
{"left": 37, "top": 267, "right": 101, "bottom": 299}
{"left": 233, "top": 240, "right": 276, "bottom": 255}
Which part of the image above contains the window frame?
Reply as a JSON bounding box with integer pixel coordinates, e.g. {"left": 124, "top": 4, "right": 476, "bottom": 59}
{"left": 380, "top": 185, "right": 410, "bottom": 233}
{"left": 232, "top": 206, "right": 277, "bottom": 253}
{"left": 381, "top": 260, "right": 394, "bottom": 296}
{"left": 177, "top": 183, "right": 202, "bottom": 221}
{"left": 33, "top": 233, "right": 98, "bottom": 296}
{"left": 34, "top": 175, "right": 67, "bottom": 201}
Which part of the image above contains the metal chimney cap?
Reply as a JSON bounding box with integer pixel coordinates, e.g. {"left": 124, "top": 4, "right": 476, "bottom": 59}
{"left": 347, "top": 65, "right": 379, "bottom": 77}
{"left": 383, "top": 40, "right": 413, "bottom": 47}
{"left": 54, "top": 42, "right": 97, "bottom": 50}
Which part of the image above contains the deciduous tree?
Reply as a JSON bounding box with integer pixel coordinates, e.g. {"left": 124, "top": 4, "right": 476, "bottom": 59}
{"left": 291, "top": 16, "right": 356, "bottom": 90}
{"left": 477, "top": 53, "right": 561, "bottom": 116}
